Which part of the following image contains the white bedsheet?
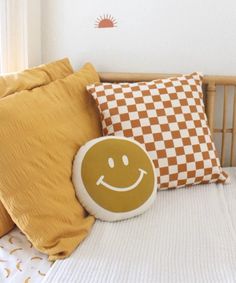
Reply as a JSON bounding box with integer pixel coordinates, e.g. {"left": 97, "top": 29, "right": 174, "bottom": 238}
{"left": 43, "top": 168, "right": 236, "bottom": 283}
{"left": 0, "top": 228, "right": 52, "bottom": 283}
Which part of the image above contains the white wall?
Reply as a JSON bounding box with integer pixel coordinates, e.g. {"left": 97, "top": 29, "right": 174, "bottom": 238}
{"left": 41, "top": 0, "right": 236, "bottom": 75}
{"left": 27, "top": 0, "right": 41, "bottom": 67}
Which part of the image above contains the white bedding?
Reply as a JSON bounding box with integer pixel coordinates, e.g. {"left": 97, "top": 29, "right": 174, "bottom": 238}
{"left": 0, "top": 228, "right": 52, "bottom": 283}
{"left": 43, "top": 167, "right": 236, "bottom": 283}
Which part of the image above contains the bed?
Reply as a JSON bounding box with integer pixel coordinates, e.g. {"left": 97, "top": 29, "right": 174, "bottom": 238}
{"left": 1, "top": 72, "right": 236, "bottom": 283}
{"left": 43, "top": 168, "right": 236, "bottom": 283}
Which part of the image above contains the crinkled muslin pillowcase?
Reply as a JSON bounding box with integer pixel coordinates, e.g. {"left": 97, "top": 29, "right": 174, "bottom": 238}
{"left": 0, "top": 58, "right": 73, "bottom": 237}
{"left": 87, "top": 73, "right": 228, "bottom": 190}
{"left": 0, "top": 58, "right": 73, "bottom": 99}
{"left": 0, "top": 63, "right": 102, "bottom": 260}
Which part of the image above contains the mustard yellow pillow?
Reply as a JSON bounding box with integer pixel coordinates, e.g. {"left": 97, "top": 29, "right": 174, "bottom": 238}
{"left": 0, "top": 58, "right": 74, "bottom": 237}
{"left": 0, "top": 58, "right": 73, "bottom": 98}
{"left": 0, "top": 202, "right": 13, "bottom": 236}
{"left": 0, "top": 63, "right": 102, "bottom": 261}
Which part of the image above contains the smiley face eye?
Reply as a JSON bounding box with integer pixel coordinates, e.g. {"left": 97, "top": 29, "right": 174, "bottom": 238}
{"left": 122, "top": 155, "right": 129, "bottom": 166}
{"left": 108, "top": 157, "right": 115, "bottom": 168}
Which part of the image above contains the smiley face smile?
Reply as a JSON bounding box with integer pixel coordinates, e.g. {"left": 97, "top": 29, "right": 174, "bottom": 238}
{"left": 96, "top": 168, "right": 147, "bottom": 192}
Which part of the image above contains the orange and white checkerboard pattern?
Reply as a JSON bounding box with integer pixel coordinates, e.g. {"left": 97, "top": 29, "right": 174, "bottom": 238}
{"left": 87, "top": 73, "right": 228, "bottom": 190}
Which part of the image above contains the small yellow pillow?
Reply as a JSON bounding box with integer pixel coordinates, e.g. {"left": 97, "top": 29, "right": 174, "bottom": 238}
{"left": 0, "top": 63, "right": 102, "bottom": 260}
{"left": 0, "top": 58, "right": 74, "bottom": 237}
{"left": 73, "top": 136, "right": 156, "bottom": 222}
{"left": 0, "top": 58, "right": 73, "bottom": 98}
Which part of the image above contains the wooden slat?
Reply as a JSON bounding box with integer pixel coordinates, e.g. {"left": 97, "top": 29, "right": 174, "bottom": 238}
{"left": 99, "top": 72, "right": 180, "bottom": 83}
{"left": 231, "top": 88, "right": 236, "bottom": 166}
{"left": 206, "top": 83, "right": 216, "bottom": 134}
{"left": 99, "top": 72, "right": 236, "bottom": 85}
{"left": 214, "top": 128, "right": 233, "bottom": 133}
{"left": 221, "top": 87, "right": 228, "bottom": 166}
{"left": 205, "top": 76, "right": 236, "bottom": 85}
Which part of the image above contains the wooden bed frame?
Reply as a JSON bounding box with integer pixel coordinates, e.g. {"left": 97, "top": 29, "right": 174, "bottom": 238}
{"left": 99, "top": 72, "right": 236, "bottom": 167}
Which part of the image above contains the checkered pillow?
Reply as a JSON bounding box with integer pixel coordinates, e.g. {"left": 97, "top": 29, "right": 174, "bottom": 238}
{"left": 87, "top": 73, "right": 228, "bottom": 190}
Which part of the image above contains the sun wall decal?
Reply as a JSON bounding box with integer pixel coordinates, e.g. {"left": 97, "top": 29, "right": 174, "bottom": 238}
{"left": 95, "top": 14, "right": 117, "bottom": 28}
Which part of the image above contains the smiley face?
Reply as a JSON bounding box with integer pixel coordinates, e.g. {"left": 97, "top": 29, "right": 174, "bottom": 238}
{"left": 73, "top": 136, "right": 156, "bottom": 221}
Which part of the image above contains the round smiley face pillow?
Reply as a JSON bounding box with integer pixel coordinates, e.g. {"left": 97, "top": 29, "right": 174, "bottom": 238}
{"left": 72, "top": 136, "right": 157, "bottom": 222}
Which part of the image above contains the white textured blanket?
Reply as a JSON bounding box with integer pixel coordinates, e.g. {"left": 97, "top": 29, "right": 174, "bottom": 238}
{"left": 43, "top": 168, "right": 236, "bottom": 283}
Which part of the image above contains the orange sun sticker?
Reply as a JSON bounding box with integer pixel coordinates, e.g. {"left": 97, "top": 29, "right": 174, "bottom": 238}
{"left": 95, "top": 14, "right": 117, "bottom": 28}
